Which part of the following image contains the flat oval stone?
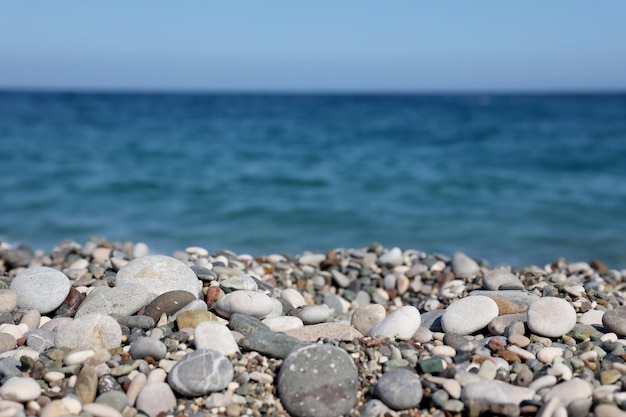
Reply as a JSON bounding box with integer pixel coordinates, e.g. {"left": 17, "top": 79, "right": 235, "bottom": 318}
{"left": 262, "top": 316, "right": 304, "bottom": 333}
{"left": 75, "top": 284, "right": 150, "bottom": 318}
{"left": 167, "top": 349, "right": 233, "bottom": 396}
{"left": 135, "top": 382, "right": 177, "bottom": 417}
{"left": 280, "top": 289, "right": 306, "bottom": 308}
{"left": 482, "top": 268, "right": 523, "bottom": 290}
{"left": 0, "top": 376, "right": 41, "bottom": 401}
{"left": 144, "top": 290, "right": 197, "bottom": 322}
{"left": 278, "top": 344, "right": 358, "bottom": 417}
{"left": 543, "top": 378, "right": 592, "bottom": 407}
{"left": 220, "top": 274, "right": 258, "bottom": 291}
{"left": 10, "top": 266, "right": 71, "bottom": 313}
{"left": 214, "top": 290, "right": 275, "bottom": 319}
{"left": 369, "top": 306, "right": 421, "bottom": 340}
{"left": 129, "top": 337, "right": 167, "bottom": 360}
{"left": 441, "top": 295, "right": 499, "bottom": 335}
{"left": 0, "top": 333, "right": 17, "bottom": 353}
{"left": 602, "top": 306, "right": 626, "bottom": 336}
{"left": 297, "top": 304, "right": 331, "bottom": 325}
{"left": 194, "top": 322, "right": 239, "bottom": 355}
{"left": 75, "top": 366, "right": 99, "bottom": 403}
{"left": 284, "top": 322, "right": 363, "bottom": 342}
{"left": 54, "top": 314, "right": 122, "bottom": 350}
{"left": 527, "top": 297, "right": 577, "bottom": 338}
{"left": 375, "top": 368, "right": 423, "bottom": 410}
{"left": 116, "top": 255, "right": 202, "bottom": 301}
{"left": 451, "top": 252, "right": 480, "bottom": 277}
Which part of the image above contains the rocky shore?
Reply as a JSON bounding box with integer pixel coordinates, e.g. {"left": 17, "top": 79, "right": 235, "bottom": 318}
{"left": 1, "top": 239, "right": 626, "bottom": 417}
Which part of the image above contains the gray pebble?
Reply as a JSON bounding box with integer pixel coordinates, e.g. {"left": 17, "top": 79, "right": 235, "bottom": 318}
{"left": 278, "top": 344, "right": 358, "bottom": 417}
{"left": 129, "top": 337, "right": 167, "bottom": 360}
{"left": 167, "top": 349, "right": 233, "bottom": 396}
{"left": 375, "top": 368, "right": 423, "bottom": 410}
{"left": 10, "top": 266, "right": 71, "bottom": 313}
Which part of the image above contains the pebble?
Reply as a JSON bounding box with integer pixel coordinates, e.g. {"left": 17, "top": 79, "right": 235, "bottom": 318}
{"left": 135, "top": 382, "right": 177, "bottom": 417}
{"left": 277, "top": 344, "right": 358, "bottom": 417}
{"left": 378, "top": 247, "right": 403, "bottom": 267}
{"left": 368, "top": 305, "right": 421, "bottom": 340}
{"left": 214, "top": 290, "right": 275, "bottom": 319}
{"left": 167, "top": 349, "right": 233, "bottom": 396}
{"left": 262, "top": 316, "right": 304, "bottom": 332}
{"left": 527, "top": 297, "right": 577, "bottom": 338}
{"left": 0, "top": 290, "right": 17, "bottom": 313}
{"left": 82, "top": 403, "right": 122, "bottom": 417}
{"left": 297, "top": 304, "right": 331, "bottom": 324}
{"left": 602, "top": 306, "right": 626, "bottom": 336}
{"left": 375, "top": 368, "right": 423, "bottom": 410}
{"left": 241, "top": 328, "right": 300, "bottom": 358}
{"left": 129, "top": 337, "right": 167, "bottom": 360}
{"left": 0, "top": 377, "right": 40, "bottom": 402}
{"left": 74, "top": 366, "right": 98, "bottom": 403}
{"left": 461, "top": 380, "right": 534, "bottom": 412}
{"left": 194, "top": 322, "right": 239, "bottom": 355}
{"left": 543, "top": 378, "right": 592, "bottom": 407}
{"left": 175, "top": 310, "right": 218, "bottom": 328}
{"left": 451, "top": 252, "right": 480, "bottom": 277}
{"left": 595, "top": 404, "right": 626, "bottom": 417}
{"left": 482, "top": 267, "right": 523, "bottom": 290}
{"left": 144, "top": 290, "right": 197, "bottom": 322}
{"left": 221, "top": 274, "right": 258, "bottom": 291}
{"left": 115, "top": 255, "right": 202, "bottom": 300}
{"left": 284, "top": 322, "right": 363, "bottom": 342}
{"left": 54, "top": 313, "right": 122, "bottom": 350}
{"left": 75, "top": 283, "right": 150, "bottom": 318}
{"left": 19, "top": 309, "right": 41, "bottom": 330}
{"left": 441, "top": 295, "right": 499, "bottom": 335}
{"left": 280, "top": 288, "right": 306, "bottom": 308}
{"left": 9, "top": 267, "right": 71, "bottom": 313}
{"left": 351, "top": 304, "right": 386, "bottom": 335}
{"left": 0, "top": 333, "right": 16, "bottom": 354}
{"left": 537, "top": 346, "right": 564, "bottom": 363}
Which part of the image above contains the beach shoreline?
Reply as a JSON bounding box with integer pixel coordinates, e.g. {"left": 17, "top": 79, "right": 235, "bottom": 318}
{"left": 1, "top": 238, "right": 625, "bottom": 417}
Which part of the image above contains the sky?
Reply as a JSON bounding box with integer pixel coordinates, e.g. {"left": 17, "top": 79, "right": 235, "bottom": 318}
{"left": 1, "top": 2, "right": 626, "bottom": 93}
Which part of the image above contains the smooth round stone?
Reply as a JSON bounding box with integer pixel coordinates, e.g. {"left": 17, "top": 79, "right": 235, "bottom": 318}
{"left": 75, "top": 283, "right": 150, "bottom": 318}
{"left": 144, "top": 290, "right": 197, "bottom": 322}
{"left": 278, "top": 344, "right": 358, "bottom": 417}
{"left": 9, "top": 267, "right": 71, "bottom": 313}
{"left": 129, "top": 337, "right": 167, "bottom": 360}
{"left": 441, "top": 295, "right": 499, "bottom": 335}
{"left": 297, "top": 304, "right": 331, "bottom": 325}
{"left": 136, "top": 382, "right": 177, "bottom": 417}
{"left": 527, "top": 297, "right": 577, "bottom": 338}
{"left": 537, "top": 347, "right": 564, "bottom": 364}
{"left": 369, "top": 306, "right": 421, "bottom": 340}
{"left": 0, "top": 290, "right": 18, "bottom": 313}
{"left": 54, "top": 314, "right": 122, "bottom": 350}
{"left": 132, "top": 242, "right": 149, "bottom": 258}
{"left": 378, "top": 247, "right": 403, "bottom": 267}
{"left": 175, "top": 310, "right": 218, "bottom": 329}
{"left": 579, "top": 309, "right": 604, "bottom": 326}
{"left": 75, "top": 366, "right": 98, "bottom": 403}
{"left": 19, "top": 309, "right": 41, "bottom": 331}
{"left": 228, "top": 313, "right": 270, "bottom": 336}
{"left": 0, "top": 333, "right": 16, "bottom": 353}
{"left": 95, "top": 391, "right": 128, "bottom": 412}
{"left": 126, "top": 373, "right": 147, "bottom": 407}
{"left": 241, "top": 328, "right": 300, "bottom": 358}
{"left": 168, "top": 349, "right": 233, "bottom": 396}
{"left": 262, "top": 316, "right": 304, "bottom": 333}
{"left": 0, "top": 377, "right": 40, "bottom": 401}
{"left": 220, "top": 274, "right": 258, "bottom": 291}
{"left": 451, "top": 252, "right": 480, "bottom": 278}
{"left": 602, "top": 306, "right": 626, "bottom": 336}
{"left": 359, "top": 399, "right": 391, "bottom": 417}
{"left": 595, "top": 404, "right": 626, "bottom": 417}
{"left": 543, "top": 378, "right": 592, "bottom": 407}
{"left": 351, "top": 304, "right": 386, "bottom": 335}
{"left": 194, "top": 322, "right": 239, "bottom": 355}
{"left": 280, "top": 289, "right": 306, "bottom": 308}
{"left": 82, "top": 403, "right": 122, "bottom": 417}
{"left": 91, "top": 247, "right": 112, "bottom": 263}
{"left": 483, "top": 268, "right": 523, "bottom": 290}
{"left": 115, "top": 255, "right": 202, "bottom": 301}
{"left": 214, "top": 290, "right": 275, "bottom": 319}
{"left": 375, "top": 368, "right": 423, "bottom": 410}
{"left": 41, "top": 399, "right": 70, "bottom": 417}
{"left": 331, "top": 270, "right": 350, "bottom": 288}
{"left": 116, "top": 315, "right": 155, "bottom": 330}
{"left": 64, "top": 348, "right": 95, "bottom": 365}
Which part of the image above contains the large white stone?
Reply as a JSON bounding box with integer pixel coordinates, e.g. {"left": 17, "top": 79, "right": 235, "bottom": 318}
{"left": 441, "top": 295, "right": 499, "bottom": 335}
{"left": 194, "top": 322, "right": 239, "bottom": 355}
{"left": 369, "top": 306, "right": 421, "bottom": 340}
{"left": 54, "top": 314, "right": 122, "bottom": 350}
{"left": 527, "top": 297, "right": 577, "bottom": 338}
{"left": 0, "top": 377, "right": 41, "bottom": 402}
{"left": 214, "top": 290, "right": 275, "bottom": 319}
{"left": 10, "top": 267, "right": 71, "bottom": 314}
{"left": 116, "top": 255, "right": 202, "bottom": 301}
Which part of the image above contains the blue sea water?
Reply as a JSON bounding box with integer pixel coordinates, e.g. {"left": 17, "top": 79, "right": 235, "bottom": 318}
{"left": 1, "top": 92, "right": 625, "bottom": 269}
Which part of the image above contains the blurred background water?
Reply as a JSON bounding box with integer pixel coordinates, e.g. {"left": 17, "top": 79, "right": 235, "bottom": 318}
{"left": 1, "top": 92, "right": 625, "bottom": 268}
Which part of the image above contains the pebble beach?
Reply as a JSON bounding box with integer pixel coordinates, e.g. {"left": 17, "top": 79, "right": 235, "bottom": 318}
{"left": 1, "top": 239, "right": 626, "bottom": 417}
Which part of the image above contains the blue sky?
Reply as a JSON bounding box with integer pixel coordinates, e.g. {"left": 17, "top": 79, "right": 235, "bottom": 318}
{"left": 1, "top": 2, "right": 625, "bottom": 92}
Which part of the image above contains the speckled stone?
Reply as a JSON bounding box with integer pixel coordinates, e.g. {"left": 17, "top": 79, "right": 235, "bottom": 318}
{"left": 527, "top": 297, "right": 577, "bottom": 338}
{"left": 278, "top": 344, "right": 358, "bottom": 417}
{"left": 9, "top": 266, "right": 71, "bottom": 313}
{"left": 115, "top": 255, "right": 202, "bottom": 301}
{"left": 167, "top": 349, "right": 234, "bottom": 396}
{"left": 54, "top": 314, "right": 122, "bottom": 350}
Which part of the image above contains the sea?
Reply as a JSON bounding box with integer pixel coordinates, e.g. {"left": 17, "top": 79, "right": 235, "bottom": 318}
{"left": 1, "top": 91, "right": 625, "bottom": 269}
